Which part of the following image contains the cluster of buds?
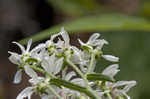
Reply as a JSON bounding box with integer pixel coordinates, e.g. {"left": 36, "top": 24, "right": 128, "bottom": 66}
{"left": 8, "top": 28, "right": 136, "bottom": 99}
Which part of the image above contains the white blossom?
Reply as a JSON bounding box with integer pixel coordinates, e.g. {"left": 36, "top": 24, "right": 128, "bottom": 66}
{"left": 16, "top": 87, "right": 34, "bottom": 99}
{"left": 78, "top": 33, "right": 108, "bottom": 50}
{"left": 112, "top": 80, "right": 137, "bottom": 99}
{"left": 41, "top": 54, "right": 64, "bottom": 75}
{"left": 8, "top": 28, "right": 136, "bottom": 99}
{"left": 102, "top": 64, "right": 120, "bottom": 80}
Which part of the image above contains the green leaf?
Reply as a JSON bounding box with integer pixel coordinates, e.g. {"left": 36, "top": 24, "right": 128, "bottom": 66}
{"left": 47, "top": 0, "right": 101, "bottom": 16}
{"left": 50, "top": 78, "right": 96, "bottom": 99}
{"left": 19, "top": 14, "right": 150, "bottom": 44}
{"left": 87, "top": 73, "right": 114, "bottom": 82}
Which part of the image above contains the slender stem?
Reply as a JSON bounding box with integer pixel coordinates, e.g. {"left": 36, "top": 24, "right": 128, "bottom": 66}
{"left": 66, "top": 59, "right": 100, "bottom": 99}
{"left": 106, "top": 93, "right": 113, "bottom": 99}
{"left": 117, "top": 96, "right": 125, "bottom": 99}
{"left": 86, "top": 53, "right": 95, "bottom": 75}
{"left": 29, "top": 65, "right": 56, "bottom": 78}
{"left": 47, "top": 85, "right": 62, "bottom": 99}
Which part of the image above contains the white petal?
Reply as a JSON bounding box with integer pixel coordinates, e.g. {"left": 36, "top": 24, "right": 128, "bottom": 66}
{"left": 65, "top": 71, "right": 76, "bottom": 81}
{"left": 41, "top": 94, "right": 50, "bottom": 99}
{"left": 102, "top": 64, "right": 120, "bottom": 79}
{"left": 60, "top": 27, "right": 70, "bottom": 45}
{"left": 29, "top": 77, "right": 44, "bottom": 84}
{"left": 41, "top": 54, "right": 55, "bottom": 74}
{"left": 26, "top": 39, "right": 32, "bottom": 52}
{"left": 30, "top": 43, "right": 45, "bottom": 54}
{"left": 78, "top": 39, "right": 85, "bottom": 46}
{"left": 41, "top": 57, "right": 51, "bottom": 73}
{"left": 54, "top": 58, "right": 64, "bottom": 74}
{"left": 71, "top": 78, "right": 84, "bottom": 86}
{"left": 13, "top": 42, "right": 25, "bottom": 53}
{"left": 123, "top": 81, "right": 136, "bottom": 92}
{"left": 13, "top": 70, "right": 22, "bottom": 84}
{"left": 16, "top": 87, "right": 34, "bottom": 99}
{"left": 55, "top": 38, "right": 64, "bottom": 48}
{"left": 113, "top": 81, "right": 136, "bottom": 92}
{"left": 8, "top": 51, "right": 21, "bottom": 65}
{"left": 87, "top": 33, "right": 100, "bottom": 44}
{"left": 24, "top": 66, "right": 38, "bottom": 78}
{"left": 96, "top": 39, "right": 108, "bottom": 50}
{"left": 51, "top": 32, "right": 60, "bottom": 41}
{"left": 102, "top": 55, "right": 119, "bottom": 62}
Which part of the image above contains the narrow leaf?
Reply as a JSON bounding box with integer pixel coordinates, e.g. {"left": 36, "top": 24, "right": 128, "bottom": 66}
{"left": 87, "top": 73, "right": 114, "bottom": 82}
{"left": 50, "top": 78, "right": 96, "bottom": 99}
{"left": 20, "top": 14, "right": 150, "bottom": 44}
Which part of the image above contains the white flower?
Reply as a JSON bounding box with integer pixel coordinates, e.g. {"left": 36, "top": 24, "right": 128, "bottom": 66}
{"left": 78, "top": 33, "right": 108, "bottom": 50}
{"left": 41, "top": 54, "right": 64, "bottom": 75}
{"left": 16, "top": 87, "right": 34, "bottom": 99}
{"left": 102, "top": 55, "right": 119, "bottom": 62}
{"left": 55, "top": 27, "right": 71, "bottom": 50}
{"left": 9, "top": 39, "right": 45, "bottom": 63}
{"left": 16, "top": 66, "right": 52, "bottom": 99}
{"left": 24, "top": 65, "right": 45, "bottom": 84}
{"left": 102, "top": 64, "right": 120, "bottom": 80}
{"left": 71, "top": 46, "right": 90, "bottom": 69}
{"left": 45, "top": 32, "right": 61, "bottom": 47}
{"left": 112, "top": 80, "right": 137, "bottom": 99}
{"left": 8, "top": 40, "right": 45, "bottom": 84}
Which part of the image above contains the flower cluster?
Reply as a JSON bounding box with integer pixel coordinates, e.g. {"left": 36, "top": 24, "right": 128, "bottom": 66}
{"left": 8, "top": 28, "right": 136, "bottom": 99}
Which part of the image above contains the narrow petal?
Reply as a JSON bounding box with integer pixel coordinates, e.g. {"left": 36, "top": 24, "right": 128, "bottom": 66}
{"left": 102, "top": 64, "right": 120, "bottom": 79}
{"left": 12, "top": 42, "right": 25, "bottom": 53}
{"left": 65, "top": 71, "right": 76, "bottom": 81}
{"left": 8, "top": 51, "right": 21, "bottom": 65}
{"left": 87, "top": 33, "right": 100, "bottom": 44}
{"left": 60, "top": 27, "right": 70, "bottom": 45}
{"left": 16, "top": 87, "right": 34, "bottom": 99}
{"left": 123, "top": 81, "right": 136, "bottom": 92}
{"left": 30, "top": 43, "right": 45, "bottom": 54}
{"left": 54, "top": 58, "right": 64, "bottom": 74}
{"left": 71, "top": 78, "right": 84, "bottom": 86}
{"left": 113, "top": 81, "right": 136, "bottom": 92}
{"left": 51, "top": 32, "right": 60, "bottom": 41}
{"left": 78, "top": 39, "right": 85, "bottom": 46}
{"left": 24, "top": 66, "right": 38, "bottom": 78}
{"left": 102, "top": 55, "right": 119, "bottom": 62}
{"left": 96, "top": 39, "right": 108, "bottom": 50}
{"left": 13, "top": 70, "right": 22, "bottom": 84}
{"left": 26, "top": 39, "right": 32, "bottom": 52}
{"left": 41, "top": 55, "right": 55, "bottom": 74}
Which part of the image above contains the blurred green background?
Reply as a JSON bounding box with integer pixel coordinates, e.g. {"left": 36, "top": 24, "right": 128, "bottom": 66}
{"left": 0, "top": 0, "right": 150, "bottom": 99}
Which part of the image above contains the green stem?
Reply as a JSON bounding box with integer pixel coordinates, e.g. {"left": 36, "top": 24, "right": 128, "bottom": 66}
{"left": 106, "top": 93, "right": 113, "bottom": 99}
{"left": 29, "top": 65, "right": 56, "bottom": 78}
{"left": 47, "top": 85, "right": 62, "bottom": 99}
{"left": 117, "top": 96, "right": 125, "bottom": 99}
{"left": 86, "top": 53, "right": 95, "bottom": 75}
{"left": 66, "top": 59, "right": 100, "bottom": 99}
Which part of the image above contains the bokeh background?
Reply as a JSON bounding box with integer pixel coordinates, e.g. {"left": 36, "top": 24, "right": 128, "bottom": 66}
{"left": 0, "top": 0, "right": 150, "bottom": 99}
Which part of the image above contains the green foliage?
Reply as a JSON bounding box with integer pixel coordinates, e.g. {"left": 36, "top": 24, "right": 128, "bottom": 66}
{"left": 50, "top": 78, "right": 96, "bottom": 99}
{"left": 87, "top": 73, "right": 114, "bottom": 82}
{"left": 20, "top": 14, "right": 150, "bottom": 44}
{"left": 47, "top": 0, "right": 101, "bottom": 16}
